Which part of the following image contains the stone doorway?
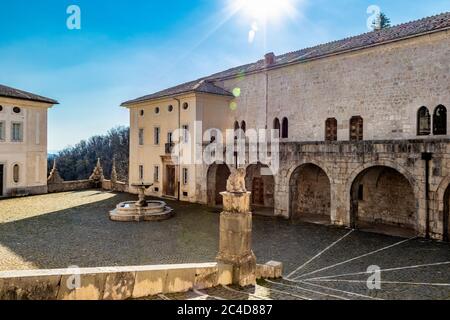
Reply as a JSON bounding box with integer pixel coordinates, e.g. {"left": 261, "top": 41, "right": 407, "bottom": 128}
{"left": 164, "top": 165, "right": 177, "bottom": 197}
{"left": 207, "top": 163, "right": 231, "bottom": 207}
{"left": 350, "top": 166, "right": 417, "bottom": 237}
{"left": 245, "top": 163, "right": 275, "bottom": 216}
{"left": 289, "top": 164, "right": 331, "bottom": 225}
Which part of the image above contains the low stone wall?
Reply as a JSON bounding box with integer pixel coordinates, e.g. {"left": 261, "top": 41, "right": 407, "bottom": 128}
{"left": 102, "top": 180, "right": 129, "bottom": 193}
{"left": 0, "top": 262, "right": 282, "bottom": 300}
{"left": 47, "top": 180, "right": 94, "bottom": 193}
{"left": 48, "top": 179, "right": 128, "bottom": 194}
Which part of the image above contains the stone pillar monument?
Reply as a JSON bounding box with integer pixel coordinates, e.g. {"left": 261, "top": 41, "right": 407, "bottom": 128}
{"left": 216, "top": 168, "right": 257, "bottom": 287}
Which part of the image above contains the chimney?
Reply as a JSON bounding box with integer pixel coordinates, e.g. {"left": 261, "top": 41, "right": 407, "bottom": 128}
{"left": 264, "top": 52, "right": 275, "bottom": 67}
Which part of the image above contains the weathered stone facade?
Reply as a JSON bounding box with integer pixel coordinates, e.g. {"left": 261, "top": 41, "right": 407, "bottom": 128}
{"left": 124, "top": 14, "right": 450, "bottom": 240}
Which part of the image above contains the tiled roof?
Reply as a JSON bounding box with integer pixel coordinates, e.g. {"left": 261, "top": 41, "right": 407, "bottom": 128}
{"left": 122, "top": 79, "right": 233, "bottom": 106}
{"left": 0, "top": 84, "right": 59, "bottom": 104}
{"left": 122, "top": 12, "right": 450, "bottom": 106}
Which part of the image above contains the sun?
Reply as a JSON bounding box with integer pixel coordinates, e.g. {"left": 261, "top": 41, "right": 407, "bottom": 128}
{"left": 232, "top": 0, "right": 298, "bottom": 23}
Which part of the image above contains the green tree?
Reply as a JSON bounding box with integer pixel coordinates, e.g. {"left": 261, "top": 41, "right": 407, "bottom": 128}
{"left": 372, "top": 12, "right": 391, "bottom": 30}
{"left": 48, "top": 126, "right": 130, "bottom": 182}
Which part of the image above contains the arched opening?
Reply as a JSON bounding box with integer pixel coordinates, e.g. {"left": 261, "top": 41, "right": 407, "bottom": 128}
{"left": 350, "top": 116, "right": 363, "bottom": 141}
{"left": 273, "top": 118, "right": 281, "bottom": 138}
{"left": 433, "top": 105, "right": 447, "bottom": 136}
{"left": 245, "top": 163, "right": 275, "bottom": 216}
{"left": 350, "top": 166, "right": 416, "bottom": 237}
{"left": 241, "top": 121, "right": 246, "bottom": 133}
{"left": 417, "top": 106, "right": 431, "bottom": 136}
{"left": 289, "top": 164, "right": 331, "bottom": 225}
{"left": 444, "top": 186, "right": 450, "bottom": 242}
{"left": 13, "top": 164, "right": 19, "bottom": 183}
{"left": 282, "top": 117, "right": 288, "bottom": 139}
{"left": 207, "top": 163, "right": 231, "bottom": 207}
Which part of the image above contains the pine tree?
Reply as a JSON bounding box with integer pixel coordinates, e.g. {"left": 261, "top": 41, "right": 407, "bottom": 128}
{"left": 372, "top": 12, "right": 391, "bottom": 30}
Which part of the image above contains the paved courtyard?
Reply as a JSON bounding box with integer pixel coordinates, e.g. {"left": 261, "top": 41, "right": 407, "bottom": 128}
{"left": 0, "top": 190, "right": 449, "bottom": 300}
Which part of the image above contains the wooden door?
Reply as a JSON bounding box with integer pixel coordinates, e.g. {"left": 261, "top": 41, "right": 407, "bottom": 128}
{"left": 215, "top": 165, "right": 229, "bottom": 205}
{"left": 252, "top": 177, "right": 264, "bottom": 206}
{"left": 166, "top": 165, "right": 176, "bottom": 197}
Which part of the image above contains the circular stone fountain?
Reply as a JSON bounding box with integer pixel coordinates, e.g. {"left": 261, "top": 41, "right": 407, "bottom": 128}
{"left": 109, "top": 183, "right": 174, "bottom": 222}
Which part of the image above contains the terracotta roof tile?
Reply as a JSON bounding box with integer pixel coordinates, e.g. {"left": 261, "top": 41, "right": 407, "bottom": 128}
{"left": 122, "top": 12, "right": 450, "bottom": 106}
{"left": 0, "top": 84, "right": 58, "bottom": 105}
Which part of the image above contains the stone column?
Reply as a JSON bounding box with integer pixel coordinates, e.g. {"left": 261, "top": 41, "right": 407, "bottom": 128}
{"left": 216, "top": 191, "right": 257, "bottom": 287}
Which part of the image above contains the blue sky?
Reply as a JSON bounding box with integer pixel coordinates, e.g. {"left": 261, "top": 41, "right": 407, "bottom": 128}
{"left": 1, "top": 0, "right": 449, "bottom": 152}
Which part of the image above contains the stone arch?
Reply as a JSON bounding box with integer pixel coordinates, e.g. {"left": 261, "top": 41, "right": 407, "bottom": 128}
{"left": 349, "top": 163, "right": 418, "bottom": 236}
{"left": 288, "top": 163, "right": 332, "bottom": 224}
{"left": 207, "top": 162, "right": 231, "bottom": 207}
{"left": 434, "top": 175, "right": 450, "bottom": 241}
{"left": 245, "top": 163, "right": 275, "bottom": 215}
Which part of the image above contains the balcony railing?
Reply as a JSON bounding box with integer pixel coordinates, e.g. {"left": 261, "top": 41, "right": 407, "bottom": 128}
{"left": 165, "top": 143, "right": 175, "bottom": 154}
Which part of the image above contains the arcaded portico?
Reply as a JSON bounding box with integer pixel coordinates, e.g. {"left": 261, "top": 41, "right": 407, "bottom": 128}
{"left": 268, "top": 140, "right": 448, "bottom": 240}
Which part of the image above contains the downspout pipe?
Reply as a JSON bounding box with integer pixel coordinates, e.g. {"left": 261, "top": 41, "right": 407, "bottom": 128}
{"left": 174, "top": 98, "right": 181, "bottom": 201}
{"left": 422, "top": 152, "right": 432, "bottom": 239}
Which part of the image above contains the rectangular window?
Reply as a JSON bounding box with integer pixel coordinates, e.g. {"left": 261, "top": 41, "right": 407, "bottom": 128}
{"left": 139, "top": 165, "right": 144, "bottom": 181}
{"left": 138, "top": 128, "right": 144, "bottom": 145}
{"left": 0, "top": 122, "right": 4, "bottom": 141}
{"left": 182, "top": 125, "right": 189, "bottom": 143}
{"left": 154, "top": 166, "right": 159, "bottom": 182}
{"left": 154, "top": 127, "right": 160, "bottom": 145}
{"left": 167, "top": 132, "right": 173, "bottom": 144}
{"left": 11, "top": 122, "right": 23, "bottom": 142}
{"left": 182, "top": 168, "right": 188, "bottom": 185}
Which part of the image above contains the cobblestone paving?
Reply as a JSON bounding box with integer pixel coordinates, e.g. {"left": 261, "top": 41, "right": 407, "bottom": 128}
{"left": 0, "top": 190, "right": 449, "bottom": 300}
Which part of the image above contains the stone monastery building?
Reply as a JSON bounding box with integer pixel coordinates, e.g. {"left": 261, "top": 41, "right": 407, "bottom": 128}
{"left": 122, "top": 12, "right": 450, "bottom": 241}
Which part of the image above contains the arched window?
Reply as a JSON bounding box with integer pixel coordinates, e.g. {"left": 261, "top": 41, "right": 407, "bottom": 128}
{"left": 282, "top": 117, "right": 289, "bottom": 139}
{"left": 325, "top": 118, "right": 338, "bottom": 141}
{"left": 234, "top": 121, "right": 240, "bottom": 140}
{"left": 234, "top": 121, "right": 240, "bottom": 131}
{"left": 433, "top": 105, "right": 447, "bottom": 136}
{"left": 350, "top": 116, "right": 363, "bottom": 141}
{"left": 241, "top": 121, "right": 246, "bottom": 133}
{"left": 417, "top": 107, "right": 431, "bottom": 136}
{"left": 13, "top": 164, "right": 19, "bottom": 183}
{"left": 273, "top": 118, "right": 281, "bottom": 137}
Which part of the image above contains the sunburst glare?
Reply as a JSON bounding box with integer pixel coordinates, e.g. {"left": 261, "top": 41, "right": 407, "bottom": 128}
{"left": 230, "top": 0, "right": 301, "bottom": 23}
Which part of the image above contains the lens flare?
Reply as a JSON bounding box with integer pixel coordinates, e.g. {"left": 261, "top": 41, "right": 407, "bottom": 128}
{"left": 232, "top": 0, "right": 299, "bottom": 23}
